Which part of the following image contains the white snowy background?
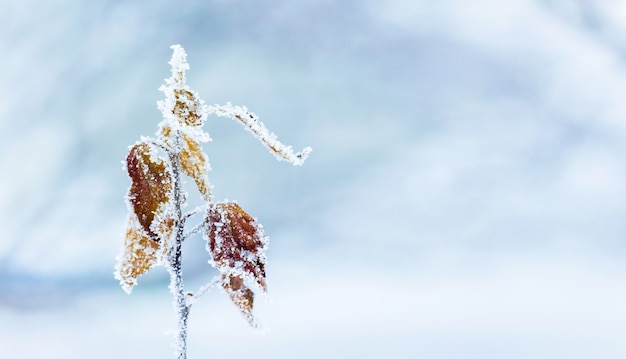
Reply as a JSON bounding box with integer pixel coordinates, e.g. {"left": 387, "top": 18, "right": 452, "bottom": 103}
{"left": 2, "top": 0, "right": 626, "bottom": 358}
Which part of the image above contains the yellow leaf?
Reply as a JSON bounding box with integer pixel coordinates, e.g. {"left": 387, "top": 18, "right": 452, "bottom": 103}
{"left": 115, "top": 217, "right": 167, "bottom": 293}
{"left": 173, "top": 89, "right": 203, "bottom": 127}
{"left": 180, "top": 134, "right": 211, "bottom": 200}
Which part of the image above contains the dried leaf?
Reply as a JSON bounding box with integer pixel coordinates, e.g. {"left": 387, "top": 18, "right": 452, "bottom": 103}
{"left": 115, "top": 216, "right": 166, "bottom": 293}
{"left": 152, "top": 212, "right": 175, "bottom": 241}
{"left": 205, "top": 201, "right": 268, "bottom": 292}
{"left": 126, "top": 142, "right": 174, "bottom": 241}
{"left": 222, "top": 273, "right": 257, "bottom": 327}
{"left": 173, "top": 89, "right": 203, "bottom": 127}
{"left": 180, "top": 134, "right": 211, "bottom": 200}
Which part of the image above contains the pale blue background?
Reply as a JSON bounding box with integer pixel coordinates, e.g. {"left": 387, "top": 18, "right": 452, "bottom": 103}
{"left": 2, "top": 1, "right": 626, "bottom": 358}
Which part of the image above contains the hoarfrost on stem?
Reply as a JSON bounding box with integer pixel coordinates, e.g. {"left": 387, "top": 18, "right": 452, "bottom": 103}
{"left": 209, "top": 102, "right": 312, "bottom": 165}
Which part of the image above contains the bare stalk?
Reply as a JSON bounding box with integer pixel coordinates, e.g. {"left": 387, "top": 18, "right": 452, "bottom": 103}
{"left": 168, "top": 131, "right": 189, "bottom": 359}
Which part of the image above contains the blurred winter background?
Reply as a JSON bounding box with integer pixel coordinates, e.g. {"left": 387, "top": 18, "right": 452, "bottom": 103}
{"left": 2, "top": 0, "right": 626, "bottom": 358}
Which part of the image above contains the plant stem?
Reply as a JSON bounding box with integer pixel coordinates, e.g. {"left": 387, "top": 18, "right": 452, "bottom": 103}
{"left": 169, "top": 238, "right": 189, "bottom": 359}
{"left": 169, "top": 132, "right": 189, "bottom": 359}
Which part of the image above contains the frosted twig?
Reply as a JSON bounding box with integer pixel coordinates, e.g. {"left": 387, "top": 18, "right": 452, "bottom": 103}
{"left": 142, "top": 137, "right": 171, "bottom": 154}
{"left": 183, "top": 204, "right": 208, "bottom": 220}
{"left": 182, "top": 220, "right": 206, "bottom": 241}
{"left": 187, "top": 276, "right": 221, "bottom": 306}
{"left": 209, "top": 102, "right": 312, "bottom": 166}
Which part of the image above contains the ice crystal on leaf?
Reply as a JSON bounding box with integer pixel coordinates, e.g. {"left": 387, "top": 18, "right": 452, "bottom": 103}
{"left": 222, "top": 274, "right": 257, "bottom": 327}
{"left": 115, "top": 44, "right": 311, "bottom": 359}
{"left": 204, "top": 201, "right": 268, "bottom": 326}
{"left": 125, "top": 142, "right": 174, "bottom": 241}
{"left": 115, "top": 216, "right": 168, "bottom": 293}
{"left": 114, "top": 141, "right": 174, "bottom": 292}
{"left": 205, "top": 201, "right": 268, "bottom": 292}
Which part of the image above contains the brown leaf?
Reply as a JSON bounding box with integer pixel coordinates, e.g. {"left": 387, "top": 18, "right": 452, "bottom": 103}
{"left": 205, "top": 202, "right": 268, "bottom": 292}
{"left": 222, "top": 273, "right": 257, "bottom": 327}
{"left": 180, "top": 134, "right": 211, "bottom": 200}
{"left": 115, "top": 217, "right": 166, "bottom": 293}
{"left": 126, "top": 142, "right": 174, "bottom": 241}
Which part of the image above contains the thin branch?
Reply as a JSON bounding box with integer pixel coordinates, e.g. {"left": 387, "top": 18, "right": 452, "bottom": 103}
{"left": 183, "top": 204, "right": 208, "bottom": 221}
{"left": 187, "top": 276, "right": 221, "bottom": 306}
{"left": 168, "top": 130, "right": 189, "bottom": 359}
{"left": 142, "top": 136, "right": 171, "bottom": 154}
{"left": 183, "top": 219, "right": 207, "bottom": 241}
{"left": 209, "top": 102, "right": 312, "bottom": 166}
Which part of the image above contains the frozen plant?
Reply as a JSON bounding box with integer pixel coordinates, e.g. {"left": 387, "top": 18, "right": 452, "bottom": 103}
{"left": 114, "top": 45, "right": 311, "bottom": 359}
